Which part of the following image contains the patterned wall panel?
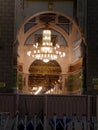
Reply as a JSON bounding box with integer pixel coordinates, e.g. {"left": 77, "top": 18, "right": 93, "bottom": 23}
{"left": 0, "top": 0, "right": 15, "bottom": 88}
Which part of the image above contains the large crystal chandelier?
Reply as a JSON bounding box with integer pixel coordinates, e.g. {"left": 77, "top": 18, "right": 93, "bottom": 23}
{"left": 27, "top": 29, "right": 66, "bottom": 63}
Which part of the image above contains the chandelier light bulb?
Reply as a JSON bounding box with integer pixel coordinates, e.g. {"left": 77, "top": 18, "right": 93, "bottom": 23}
{"left": 27, "top": 29, "right": 66, "bottom": 62}
{"left": 27, "top": 51, "right": 31, "bottom": 56}
{"left": 43, "top": 59, "right": 49, "bottom": 63}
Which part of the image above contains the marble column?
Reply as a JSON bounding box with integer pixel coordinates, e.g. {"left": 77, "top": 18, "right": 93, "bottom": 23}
{"left": 22, "top": 73, "right": 29, "bottom": 93}
{"left": 61, "top": 74, "right": 67, "bottom": 94}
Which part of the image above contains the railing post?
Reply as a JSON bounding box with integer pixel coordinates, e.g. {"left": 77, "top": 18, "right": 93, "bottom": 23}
{"left": 72, "top": 114, "right": 78, "bottom": 130}
{"left": 34, "top": 114, "right": 37, "bottom": 130}
{"left": 14, "top": 112, "right": 19, "bottom": 130}
{"left": 81, "top": 115, "right": 87, "bottom": 130}
{"left": 63, "top": 114, "right": 67, "bottom": 130}
{"left": 24, "top": 114, "right": 28, "bottom": 130}
{"left": 53, "top": 114, "right": 57, "bottom": 130}
{"left": 44, "top": 114, "right": 47, "bottom": 130}
{"left": 4, "top": 113, "right": 10, "bottom": 130}
{"left": 91, "top": 116, "right": 97, "bottom": 130}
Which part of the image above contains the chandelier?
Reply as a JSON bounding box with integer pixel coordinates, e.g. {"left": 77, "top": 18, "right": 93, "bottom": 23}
{"left": 27, "top": 29, "right": 66, "bottom": 63}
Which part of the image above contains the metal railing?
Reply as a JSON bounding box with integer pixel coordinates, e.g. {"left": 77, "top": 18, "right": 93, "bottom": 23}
{"left": 0, "top": 112, "right": 97, "bottom": 130}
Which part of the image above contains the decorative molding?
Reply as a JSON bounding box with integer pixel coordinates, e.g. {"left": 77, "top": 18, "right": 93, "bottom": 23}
{"left": 29, "top": 60, "right": 61, "bottom": 75}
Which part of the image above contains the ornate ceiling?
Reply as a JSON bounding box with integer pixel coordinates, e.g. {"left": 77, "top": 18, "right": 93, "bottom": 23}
{"left": 24, "top": 13, "right": 72, "bottom": 35}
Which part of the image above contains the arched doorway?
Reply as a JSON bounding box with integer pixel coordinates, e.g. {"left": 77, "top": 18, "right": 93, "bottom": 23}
{"left": 17, "top": 11, "right": 85, "bottom": 95}
{"left": 28, "top": 60, "right": 62, "bottom": 94}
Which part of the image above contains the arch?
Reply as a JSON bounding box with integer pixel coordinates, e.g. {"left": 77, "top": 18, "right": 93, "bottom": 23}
{"left": 23, "top": 23, "right": 69, "bottom": 45}
{"left": 17, "top": 10, "right": 86, "bottom": 94}
{"left": 29, "top": 60, "right": 62, "bottom": 75}
{"left": 28, "top": 60, "right": 62, "bottom": 93}
{"left": 17, "top": 11, "right": 84, "bottom": 47}
{"left": 19, "top": 10, "right": 81, "bottom": 33}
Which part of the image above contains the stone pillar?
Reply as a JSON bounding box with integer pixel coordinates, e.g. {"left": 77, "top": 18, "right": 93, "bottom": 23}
{"left": 61, "top": 74, "right": 67, "bottom": 94}
{"left": 22, "top": 73, "right": 29, "bottom": 93}
{"left": 81, "top": 39, "right": 87, "bottom": 94}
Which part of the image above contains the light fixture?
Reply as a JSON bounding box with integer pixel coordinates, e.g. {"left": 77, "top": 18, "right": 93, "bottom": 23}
{"left": 34, "top": 86, "right": 42, "bottom": 95}
{"left": 27, "top": 29, "right": 66, "bottom": 63}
